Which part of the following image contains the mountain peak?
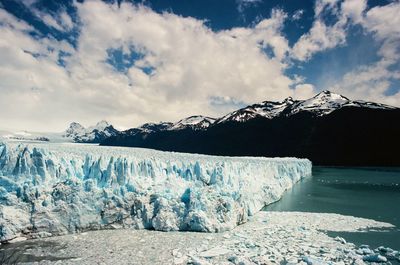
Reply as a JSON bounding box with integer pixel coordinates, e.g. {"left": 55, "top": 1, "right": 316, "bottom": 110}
{"left": 92, "top": 120, "right": 111, "bottom": 131}
{"left": 171, "top": 115, "right": 216, "bottom": 130}
{"left": 65, "top": 122, "right": 85, "bottom": 137}
{"left": 313, "top": 90, "right": 349, "bottom": 101}
{"left": 68, "top": 122, "right": 84, "bottom": 129}
{"left": 283, "top": 96, "right": 295, "bottom": 104}
{"left": 63, "top": 120, "right": 118, "bottom": 143}
{"left": 216, "top": 90, "right": 396, "bottom": 124}
{"left": 286, "top": 91, "right": 348, "bottom": 116}
{"left": 320, "top": 90, "right": 331, "bottom": 94}
{"left": 138, "top": 122, "right": 173, "bottom": 133}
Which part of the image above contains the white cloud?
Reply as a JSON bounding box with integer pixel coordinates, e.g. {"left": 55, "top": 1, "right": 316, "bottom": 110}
{"left": 292, "top": 0, "right": 347, "bottom": 61}
{"left": 60, "top": 11, "right": 74, "bottom": 31}
{"left": 292, "top": 19, "right": 347, "bottom": 61}
{"left": 39, "top": 12, "right": 65, "bottom": 31}
{"left": 290, "top": 0, "right": 400, "bottom": 106}
{"left": 293, "top": 83, "right": 316, "bottom": 99}
{"left": 364, "top": 2, "right": 400, "bottom": 41}
{"left": 17, "top": 0, "right": 74, "bottom": 32}
{"left": 0, "top": 8, "right": 33, "bottom": 31}
{"left": 292, "top": 9, "right": 304, "bottom": 21}
{"left": 314, "top": 0, "right": 341, "bottom": 17}
{"left": 341, "top": 0, "right": 366, "bottom": 23}
{"left": 236, "top": 0, "right": 262, "bottom": 15}
{"left": 1, "top": 0, "right": 399, "bottom": 132}
{"left": 326, "top": 1, "right": 400, "bottom": 106}
{"left": 0, "top": 3, "right": 300, "bottom": 132}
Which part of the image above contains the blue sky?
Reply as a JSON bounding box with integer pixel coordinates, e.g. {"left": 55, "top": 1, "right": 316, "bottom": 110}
{"left": 0, "top": 0, "right": 399, "bottom": 131}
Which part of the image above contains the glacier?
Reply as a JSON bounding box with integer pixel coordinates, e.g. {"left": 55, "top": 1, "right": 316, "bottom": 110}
{"left": 0, "top": 141, "right": 311, "bottom": 242}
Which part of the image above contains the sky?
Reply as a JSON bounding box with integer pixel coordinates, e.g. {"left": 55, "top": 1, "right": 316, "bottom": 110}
{"left": 0, "top": 0, "right": 399, "bottom": 132}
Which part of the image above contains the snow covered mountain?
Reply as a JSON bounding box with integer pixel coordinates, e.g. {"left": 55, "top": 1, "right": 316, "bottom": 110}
{"left": 138, "top": 122, "right": 174, "bottom": 133}
{"left": 119, "top": 116, "right": 216, "bottom": 138}
{"left": 63, "top": 120, "right": 119, "bottom": 143}
{"left": 112, "top": 90, "right": 395, "bottom": 136}
{"left": 216, "top": 97, "right": 295, "bottom": 123}
{"left": 0, "top": 120, "right": 119, "bottom": 144}
{"left": 170, "top": 115, "right": 216, "bottom": 130}
{"left": 117, "top": 122, "right": 174, "bottom": 138}
{"left": 216, "top": 91, "right": 395, "bottom": 124}
{"left": 64, "top": 122, "right": 86, "bottom": 139}
{"left": 0, "top": 130, "right": 52, "bottom": 142}
{"left": 102, "top": 91, "right": 400, "bottom": 166}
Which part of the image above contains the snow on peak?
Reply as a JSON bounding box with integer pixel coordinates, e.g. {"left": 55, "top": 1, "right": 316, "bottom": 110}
{"left": 289, "top": 90, "right": 350, "bottom": 116}
{"left": 283, "top": 96, "right": 294, "bottom": 104}
{"left": 287, "top": 90, "right": 395, "bottom": 116}
{"left": 171, "top": 115, "right": 216, "bottom": 130}
{"left": 311, "top": 90, "right": 349, "bottom": 103}
{"left": 216, "top": 90, "right": 397, "bottom": 124}
{"left": 216, "top": 98, "right": 294, "bottom": 124}
{"left": 65, "top": 122, "right": 85, "bottom": 137}
{"left": 350, "top": 100, "right": 397, "bottom": 110}
{"left": 63, "top": 120, "right": 118, "bottom": 143}
{"left": 138, "top": 122, "right": 173, "bottom": 133}
{"left": 68, "top": 122, "right": 84, "bottom": 130}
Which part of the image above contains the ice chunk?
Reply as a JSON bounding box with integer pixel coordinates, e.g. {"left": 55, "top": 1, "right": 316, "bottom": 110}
{"left": 198, "top": 247, "right": 231, "bottom": 258}
{"left": 0, "top": 141, "right": 311, "bottom": 241}
{"left": 363, "top": 254, "right": 387, "bottom": 262}
{"left": 302, "top": 256, "right": 327, "bottom": 265}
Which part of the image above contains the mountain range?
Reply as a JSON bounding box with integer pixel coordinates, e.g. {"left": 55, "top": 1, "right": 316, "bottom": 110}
{"left": 1, "top": 91, "right": 399, "bottom": 166}
{"left": 0, "top": 120, "right": 118, "bottom": 143}
{"left": 63, "top": 120, "right": 119, "bottom": 143}
{"left": 101, "top": 91, "right": 400, "bottom": 166}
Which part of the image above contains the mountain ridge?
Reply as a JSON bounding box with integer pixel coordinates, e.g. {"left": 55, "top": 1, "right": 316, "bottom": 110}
{"left": 214, "top": 90, "right": 395, "bottom": 124}
{"left": 63, "top": 120, "right": 119, "bottom": 143}
{"left": 101, "top": 91, "right": 400, "bottom": 166}
{"left": 0, "top": 120, "right": 119, "bottom": 143}
{"left": 112, "top": 90, "right": 396, "bottom": 135}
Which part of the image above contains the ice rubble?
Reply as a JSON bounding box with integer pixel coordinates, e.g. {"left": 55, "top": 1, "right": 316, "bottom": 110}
{"left": 0, "top": 141, "right": 311, "bottom": 242}
{"left": 3, "top": 212, "right": 396, "bottom": 265}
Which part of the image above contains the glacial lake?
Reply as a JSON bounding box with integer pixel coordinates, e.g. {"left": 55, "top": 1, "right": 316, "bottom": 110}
{"left": 265, "top": 166, "right": 400, "bottom": 250}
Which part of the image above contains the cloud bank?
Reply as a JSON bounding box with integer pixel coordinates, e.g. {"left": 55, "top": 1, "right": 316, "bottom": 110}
{"left": 0, "top": 0, "right": 399, "bottom": 131}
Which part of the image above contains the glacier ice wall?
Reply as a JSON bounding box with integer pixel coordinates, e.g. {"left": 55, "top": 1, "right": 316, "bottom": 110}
{"left": 0, "top": 141, "right": 311, "bottom": 242}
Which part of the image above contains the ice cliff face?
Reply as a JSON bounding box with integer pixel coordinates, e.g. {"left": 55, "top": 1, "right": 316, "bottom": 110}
{"left": 0, "top": 141, "right": 311, "bottom": 242}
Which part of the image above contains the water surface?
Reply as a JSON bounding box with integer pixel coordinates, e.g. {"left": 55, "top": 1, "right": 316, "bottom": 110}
{"left": 265, "top": 167, "right": 400, "bottom": 250}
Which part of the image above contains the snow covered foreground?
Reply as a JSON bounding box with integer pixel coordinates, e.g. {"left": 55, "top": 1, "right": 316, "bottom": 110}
{"left": 2, "top": 212, "right": 396, "bottom": 265}
{"left": 0, "top": 141, "right": 311, "bottom": 242}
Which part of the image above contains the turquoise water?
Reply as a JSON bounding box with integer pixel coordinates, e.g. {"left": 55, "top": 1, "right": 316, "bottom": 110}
{"left": 265, "top": 167, "right": 400, "bottom": 250}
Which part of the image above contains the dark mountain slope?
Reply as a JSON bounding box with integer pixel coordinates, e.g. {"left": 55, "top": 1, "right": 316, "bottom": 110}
{"left": 102, "top": 106, "right": 400, "bottom": 166}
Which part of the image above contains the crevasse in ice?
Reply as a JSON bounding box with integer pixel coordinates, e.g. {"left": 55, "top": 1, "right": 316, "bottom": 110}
{"left": 0, "top": 141, "right": 311, "bottom": 242}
